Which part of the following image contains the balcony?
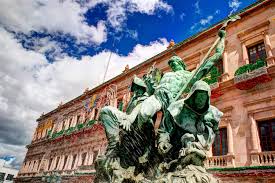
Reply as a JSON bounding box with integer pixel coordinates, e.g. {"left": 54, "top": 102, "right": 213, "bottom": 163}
{"left": 251, "top": 151, "right": 275, "bottom": 166}
{"left": 205, "top": 155, "right": 235, "bottom": 168}
{"left": 75, "top": 165, "right": 96, "bottom": 175}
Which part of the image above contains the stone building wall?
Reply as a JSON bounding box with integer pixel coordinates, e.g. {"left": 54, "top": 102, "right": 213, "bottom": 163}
{"left": 16, "top": 0, "right": 275, "bottom": 182}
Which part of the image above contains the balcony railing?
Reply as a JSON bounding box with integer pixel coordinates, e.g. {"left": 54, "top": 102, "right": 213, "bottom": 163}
{"left": 251, "top": 151, "right": 275, "bottom": 166}
{"left": 205, "top": 155, "right": 235, "bottom": 168}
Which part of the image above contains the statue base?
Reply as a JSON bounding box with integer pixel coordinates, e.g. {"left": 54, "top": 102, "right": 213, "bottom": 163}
{"left": 153, "top": 165, "right": 218, "bottom": 183}
{"left": 107, "top": 164, "right": 219, "bottom": 183}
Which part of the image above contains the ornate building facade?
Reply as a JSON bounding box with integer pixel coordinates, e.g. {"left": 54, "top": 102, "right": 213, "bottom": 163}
{"left": 16, "top": 0, "right": 275, "bottom": 182}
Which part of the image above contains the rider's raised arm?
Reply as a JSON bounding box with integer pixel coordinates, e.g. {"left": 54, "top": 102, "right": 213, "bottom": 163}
{"left": 189, "top": 30, "right": 226, "bottom": 86}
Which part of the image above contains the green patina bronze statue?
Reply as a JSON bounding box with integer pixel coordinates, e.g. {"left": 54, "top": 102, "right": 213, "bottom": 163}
{"left": 95, "top": 71, "right": 161, "bottom": 182}
{"left": 95, "top": 27, "right": 231, "bottom": 182}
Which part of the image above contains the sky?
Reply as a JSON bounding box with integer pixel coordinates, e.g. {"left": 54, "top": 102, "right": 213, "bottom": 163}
{"left": 0, "top": 0, "right": 257, "bottom": 169}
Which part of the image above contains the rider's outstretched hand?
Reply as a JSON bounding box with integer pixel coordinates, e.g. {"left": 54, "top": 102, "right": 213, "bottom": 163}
{"left": 120, "top": 118, "right": 131, "bottom": 131}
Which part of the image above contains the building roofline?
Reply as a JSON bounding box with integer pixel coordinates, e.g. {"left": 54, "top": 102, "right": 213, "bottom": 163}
{"left": 37, "top": 0, "right": 271, "bottom": 121}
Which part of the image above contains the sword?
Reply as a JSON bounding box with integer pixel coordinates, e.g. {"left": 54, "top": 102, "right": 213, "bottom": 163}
{"left": 174, "top": 15, "right": 241, "bottom": 101}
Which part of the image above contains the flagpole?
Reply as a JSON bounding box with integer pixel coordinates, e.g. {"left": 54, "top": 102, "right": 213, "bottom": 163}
{"left": 102, "top": 38, "right": 116, "bottom": 83}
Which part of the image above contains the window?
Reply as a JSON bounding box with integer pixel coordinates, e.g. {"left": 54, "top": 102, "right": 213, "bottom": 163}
{"left": 63, "top": 156, "right": 68, "bottom": 170}
{"left": 71, "top": 154, "right": 77, "bottom": 169}
{"left": 76, "top": 115, "right": 81, "bottom": 124}
{"left": 213, "top": 128, "right": 228, "bottom": 156}
{"left": 48, "top": 158, "right": 53, "bottom": 170}
{"left": 93, "top": 151, "right": 98, "bottom": 164}
{"left": 68, "top": 118, "right": 72, "bottom": 128}
{"left": 94, "top": 109, "right": 99, "bottom": 120}
{"left": 32, "top": 161, "right": 36, "bottom": 171}
{"left": 38, "top": 160, "right": 41, "bottom": 170}
{"left": 6, "top": 174, "right": 14, "bottom": 181}
{"left": 248, "top": 42, "right": 267, "bottom": 64}
{"left": 81, "top": 152, "right": 87, "bottom": 165}
{"left": 62, "top": 120, "right": 65, "bottom": 130}
{"left": 55, "top": 156, "right": 60, "bottom": 170}
{"left": 258, "top": 119, "right": 275, "bottom": 151}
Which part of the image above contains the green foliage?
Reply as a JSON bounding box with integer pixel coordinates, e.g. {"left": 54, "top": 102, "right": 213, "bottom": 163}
{"left": 234, "top": 58, "right": 266, "bottom": 76}
{"left": 49, "top": 119, "right": 97, "bottom": 140}
{"left": 47, "top": 129, "right": 52, "bottom": 136}
{"left": 51, "top": 129, "right": 64, "bottom": 139}
{"left": 87, "top": 119, "right": 96, "bottom": 127}
{"left": 203, "top": 66, "right": 221, "bottom": 85}
{"left": 77, "top": 123, "right": 84, "bottom": 130}
{"left": 208, "top": 165, "right": 275, "bottom": 172}
{"left": 65, "top": 127, "right": 76, "bottom": 135}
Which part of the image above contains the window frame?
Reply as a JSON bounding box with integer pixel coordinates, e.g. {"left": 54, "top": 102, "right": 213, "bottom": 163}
{"left": 247, "top": 41, "right": 267, "bottom": 64}
{"left": 257, "top": 119, "right": 275, "bottom": 152}
{"left": 212, "top": 127, "right": 228, "bottom": 156}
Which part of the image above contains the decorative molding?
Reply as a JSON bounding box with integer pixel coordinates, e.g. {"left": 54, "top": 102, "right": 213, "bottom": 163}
{"left": 219, "top": 106, "right": 234, "bottom": 127}
{"left": 237, "top": 20, "right": 270, "bottom": 43}
{"left": 244, "top": 95, "right": 275, "bottom": 107}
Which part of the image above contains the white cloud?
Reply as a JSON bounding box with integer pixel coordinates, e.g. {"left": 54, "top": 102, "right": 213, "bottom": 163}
{"left": 190, "top": 12, "right": 215, "bottom": 31}
{"left": 215, "top": 9, "right": 220, "bottom": 14}
{"left": 194, "top": 1, "right": 201, "bottom": 15}
{"left": 200, "top": 15, "right": 213, "bottom": 26}
{"left": 0, "top": 0, "right": 107, "bottom": 45}
{"left": 0, "top": 27, "right": 168, "bottom": 168}
{"left": 229, "top": 0, "right": 242, "bottom": 13}
{"left": 128, "top": 0, "right": 172, "bottom": 14}
{"left": 106, "top": 0, "right": 173, "bottom": 29}
{"left": 180, "top": 12, "right": 186, "bottom": 21}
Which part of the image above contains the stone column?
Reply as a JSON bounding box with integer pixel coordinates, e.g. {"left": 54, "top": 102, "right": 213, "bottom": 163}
{"left": 83, "top": 152, "right": 88, "bottom": 166}
{"left": 30, "top": 161, "right": 35, "bottom": 172}
{"left": 72, "top": 116, "right": 77, "bottom": 127}
{"left": 208, "top": 146, "right": 213, "bottom": 157}
{"left": 90, "top": 108, "right": 95, "bottom": 120}
{"left": 72, "top": 153, "right": 79, "bottom": 169}
{"left": 81, "top": 111, "right": 86, "bottom": 123}
{"left": 58, "top": 122, "right": 63, "bottom": 132}
{"left": 50, "top": 156, "right": 57, "bottom": 171}
{"left": 77, "top": 152, "right": 83, "bottom": 167}
{"left": 52, "top": 123, "right": 57, "bottom": 133}
{"left": 242, "top": 43, "right": 249, "bottom": 64}
{"left": 28, "top": 161, "right": 33, "bottom": 172}
{"left": 113, "top": 98, "right": 117, "bottom": 108}
{"left": 43, "top": 159, "right": 48, "bottom": 172}
{"left": 64, "top": 118, "right": 69, "bottom": 130}
{"left": 34, "top": 161, "right": 38, "bottom": 172}
{"left": 88, "top": 152, "right": 94, "bottom": 165}
{"left": 222, "top": 50, "right": 229, "bottom": 81}
{"left": 56, "top": 156, "right": 62, "bottom": 170}
{"left": 65, "top": 154, "right": 71, "bottom": 170}
{"left": 37, "top": 157, "right": 43, "bottom": 173}
{"left": 42, "top": 129, "right": 46, "bottom": 138}
{"left": 264, "top": 34, "right": 275, "bottom": 66}
{"left": 249, "top": 115, "right": 260, "bottom": 152}
{"left": 227, "top": 122, "right": 234, "bottom": 155}
{"left": 37, "top": 131, "right": 41, "bottom": 139}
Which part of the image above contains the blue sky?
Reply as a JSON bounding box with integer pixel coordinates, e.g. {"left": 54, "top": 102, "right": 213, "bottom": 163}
{"left": 0, "top": 0, "right": 257, "bottom": 169}
{"left": 12, "top": 0, "right": 256, "bottom": 60}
